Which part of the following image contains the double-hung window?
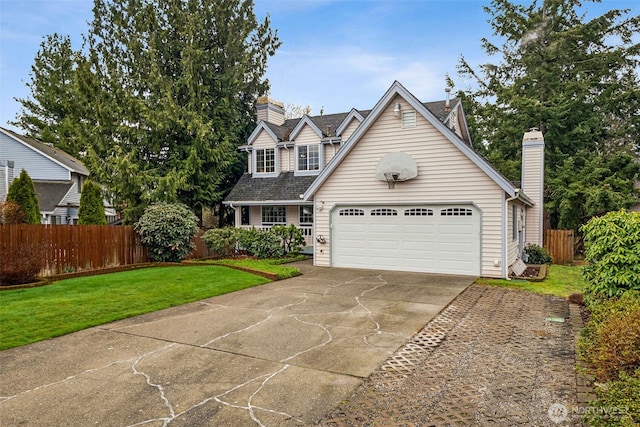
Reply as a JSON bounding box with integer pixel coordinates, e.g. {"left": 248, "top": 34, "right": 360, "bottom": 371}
{"left": 296, "top": 144, "right": 320, "bottom": 173}
{"left": 255, "top": 148, "right": 275, "bottom": 174}
{"left": 262, "top": 206, "right": 286, "bottom": 225}
{"left": 299, "top": 206, "right": 313, "bottom": 225}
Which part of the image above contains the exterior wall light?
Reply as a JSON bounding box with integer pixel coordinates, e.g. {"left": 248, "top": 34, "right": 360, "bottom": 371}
{"left": 393, "top": 102, "right": 401, "bottom": 118}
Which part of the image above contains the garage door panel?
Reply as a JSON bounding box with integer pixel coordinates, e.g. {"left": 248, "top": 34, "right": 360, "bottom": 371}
{"left": 332, "top": 205, "right": 480, "bottom": 275}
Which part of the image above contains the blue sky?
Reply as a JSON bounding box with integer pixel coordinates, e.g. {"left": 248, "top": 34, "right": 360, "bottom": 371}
{"left": 1, "top": 0, "right": 638, "bottom": 132}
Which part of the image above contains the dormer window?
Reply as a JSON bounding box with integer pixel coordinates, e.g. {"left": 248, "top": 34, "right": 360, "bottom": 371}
{"left": 254, "top": 148, "right": 276, "bottom": 175}
{"left": 295, "top": 144, "right": 321, "bottom": 175}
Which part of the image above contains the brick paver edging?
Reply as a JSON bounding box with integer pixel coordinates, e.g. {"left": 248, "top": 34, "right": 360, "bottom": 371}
{"left": 321, "top": 284, "right": 585, "bottom": 426}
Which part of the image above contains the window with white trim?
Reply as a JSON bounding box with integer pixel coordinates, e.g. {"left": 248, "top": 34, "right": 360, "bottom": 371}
{"left": 299, "top": 206, "right": 313, "bottom": 224}
{"left": 404, "top": 208, "right": 433, "bottom": 216}
{"left": 255, "top": 148, "right": 275, "bottom": 174}
{"left": 371, "top": 208, "right": 398, "bottom": 216}
{"left": 261, "top": 206, "right": 286, "bottom": 225}
{"left": 440, "top": 208, "right": 473, "bottom": 216}
{"left": 401, "top": 111, "right": 416, "bottom": 128}
{"left": 241, "top": 206, "right": 250, "bottom": 226}
{"left": 296, "top": 144, "right": 320, "bottom": 172}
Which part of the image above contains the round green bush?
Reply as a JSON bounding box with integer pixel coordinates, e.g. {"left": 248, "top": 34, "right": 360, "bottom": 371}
{"left": 523, "top": 243, "right": 552, "bottom": 264}
{"left": 134, "top": 203, "right": 198, "bottom": 262}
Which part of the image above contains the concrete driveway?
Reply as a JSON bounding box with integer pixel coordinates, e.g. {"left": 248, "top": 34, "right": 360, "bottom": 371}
{"left": 0, "top": 261, "right": 474, "bottom": 426}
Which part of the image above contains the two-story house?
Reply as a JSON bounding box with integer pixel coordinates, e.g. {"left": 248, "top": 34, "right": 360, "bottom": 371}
{"left": 225, "top": 81, "right": 544, "bottom": 278}
{"left": 0, "top": 127, "right": 116, "bottom": 224}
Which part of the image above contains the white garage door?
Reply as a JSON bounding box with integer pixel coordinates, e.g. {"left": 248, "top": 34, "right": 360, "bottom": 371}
{"left": 331, "top": 205, "right": 480, "bottom": 275}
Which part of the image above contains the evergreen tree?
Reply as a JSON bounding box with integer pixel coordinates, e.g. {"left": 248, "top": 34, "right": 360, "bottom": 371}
{"left": 78, "top": 180, "right": 107, "bottom": 225}
{"left": 451, "top": 0, "right": 640, "bottom": 229}
{"left": 11, "top": 34, "right": 86, "bottom": 157}
{"left": 14, "top": 0, "right": 280, "bottom": 224}
{"left": 6, "top": 170, "right": 41, "bottom": 224}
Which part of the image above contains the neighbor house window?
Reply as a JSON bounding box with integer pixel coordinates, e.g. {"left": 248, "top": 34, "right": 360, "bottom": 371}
{"left": 299, "top": 206, "right": 313, "bottom": 224}
{"left": 241, "top": 206, "right": 250, "bottom": 225}
{"left": 262, "top": 206, "right": 286, "bottom": 225}
{"left": 255, "top": 148, "right": 275, "bottom": 173}
{"left": 296, "top": 144, "right": 320, "bottom": 172}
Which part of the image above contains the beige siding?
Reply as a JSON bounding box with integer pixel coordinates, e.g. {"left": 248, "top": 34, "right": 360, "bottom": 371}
{"left": 522, "top": 142, "right": 544, "bottom": 246}
{"left": 280, "top": 146, "right": 293, "bottom": 172}
{"left": 249, "top": 206, "right": 261, "bottom": 226}
{"left": 340, "top": 119, "right": 361, "bottom": 141}
{"left": 252, "top": 130, "right": 277, "bottom": 149}
{"left": 324, "top": 142, "right": 341, "bottom": 166}
{"left": 506, "top": 202, "right": 526, "bottom": 269}
{"left": 294, "top": 126, "right": 321, "bottom": 145}
{"left": 313, "top": 95, "right": 506, "bottom": 277}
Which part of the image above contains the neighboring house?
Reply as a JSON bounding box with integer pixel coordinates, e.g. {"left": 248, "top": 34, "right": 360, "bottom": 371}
{"left": 225, "top": 81, "right": 544, "bottom": 278}
{"left": 0, "top": 127, "right": 116, "bottom": 224}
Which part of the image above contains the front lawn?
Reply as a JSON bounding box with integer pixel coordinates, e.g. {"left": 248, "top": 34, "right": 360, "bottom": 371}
{"left": 0, "top": 265, "right": 270, "bottom": 350}
{"left": 475, "top": 264, "right": 586, "bottom": 298}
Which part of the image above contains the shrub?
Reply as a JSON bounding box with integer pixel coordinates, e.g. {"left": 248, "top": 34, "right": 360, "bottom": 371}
{"left": 585, "top": 369, "right": 640, "bottom": 427}
{"left": 523, "top": 243, "right": 552, "bottom": 264}
{"left": 271, "top": 224, "right": 306, "bottom": 255}
{"left": 238, "top": 227, "right": 284, "bottom": 259}
{"left": 202, "top": 227, "right": 240, "bottom": 257}
{"left": 578, "top": 291, "right": 640, "bottom": 383}
{"left": 134, "top": 203, "right": 199, "bottom": 262}
{"left": 0, "top": 245, "right": 45, "bottom": 286}
{"left": 0, "top": 200, "right": 25, "bottom": 224}
{"left": 581, "top": 210, "right": 640, "bottom": 303}
{"left": 78, "top": 180, "right": 106, "bottom": 225}
{"left": 6, "top": 169, "right": 40, "bottom": 224}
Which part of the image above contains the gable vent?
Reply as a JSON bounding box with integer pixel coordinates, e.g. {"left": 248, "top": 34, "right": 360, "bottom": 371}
{"left": 401, "top": 111, "right": 416, "bottom": 128}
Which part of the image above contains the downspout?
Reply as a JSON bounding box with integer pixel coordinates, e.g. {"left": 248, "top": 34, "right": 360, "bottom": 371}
{"left": 229, "top": 203, "right": 237, "bottom": 227}
{"left": 503, "top": 191, "right": 520, "bottom": 279}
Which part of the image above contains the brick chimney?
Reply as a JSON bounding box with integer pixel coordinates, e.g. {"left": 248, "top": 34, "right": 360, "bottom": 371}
{"left": 256, "top": 96, "right": 285, "bottom": 126}
{"left": 521, "top": 129, "right": 545, "bottom": 246}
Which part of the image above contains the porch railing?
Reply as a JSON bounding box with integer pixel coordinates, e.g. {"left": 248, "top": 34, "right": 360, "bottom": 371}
{"left": 239, "top": 225, "right": 314, "bottom": 247}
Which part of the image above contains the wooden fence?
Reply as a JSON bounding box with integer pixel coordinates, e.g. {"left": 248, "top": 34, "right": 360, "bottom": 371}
{"left": 544, "top": 229, "right": 574, "bottom": 265}
{"left": 0, "top": 224, "right": 148, "bottom": 277}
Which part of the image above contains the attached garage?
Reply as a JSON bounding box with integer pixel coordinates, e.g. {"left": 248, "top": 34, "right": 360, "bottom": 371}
{"left": 331, "top": 205, "right": 480, "bottom": 276}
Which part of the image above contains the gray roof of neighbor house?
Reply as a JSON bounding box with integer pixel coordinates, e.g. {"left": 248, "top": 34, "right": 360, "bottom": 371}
{"left": 226, "top": 172, "right": 317, "bottom": 203}
{"left": 33, "top": 180, "right": 74, "bottom": 212}
{"left": 0, "top": 127, "right": 90, "bottom": 176}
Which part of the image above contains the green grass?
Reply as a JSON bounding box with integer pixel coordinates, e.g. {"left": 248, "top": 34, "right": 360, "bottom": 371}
{"left": 198, "top": 255, "right": 308, "bottom": 279}
{"left": 475, "top": 264, "right": 586, "bottom": 298}
{"left": 0, "top": 266, "right": 270, "bottom": 350}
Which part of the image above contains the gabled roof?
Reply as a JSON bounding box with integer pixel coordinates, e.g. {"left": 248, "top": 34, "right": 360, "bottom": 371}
{"left": 0, "top": 127, "right": 90, "bottom": 176}
{"left": 225, "top": 172, "right": 317, "bottom": 204}
{"left": 336, "top": 109, "right": 365, "bottom": 136}
{"left": 289, "top": 115, "right": 324, "bottom": 140}
{"left": 246, "top": 121, "right": 282, "bottom": 147}
{"left": 33, "top": 180, "right": 74, "bottom": 212}
{"left": 303, "top": 81, "right": 517, "bottom": 200}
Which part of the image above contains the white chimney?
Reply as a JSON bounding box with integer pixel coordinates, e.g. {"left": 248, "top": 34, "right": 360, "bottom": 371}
{"left": 256, "top": 96, "right": 285, "bottom": 126}
{"left": 521, "top": 128, "right": 545, "bottom": 246}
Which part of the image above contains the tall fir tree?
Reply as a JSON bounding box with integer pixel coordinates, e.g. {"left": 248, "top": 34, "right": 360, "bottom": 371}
{"left": 78, "top": 180, "right": 107, "bottom": 225}
{"left": 451, "top": 0, "right": 640, "bottom": 229}
{"left": 84, "top": 0, "right": 281, "bottom": 223}
{"left": 6, "top": 170, "right": 41, "bottom": 224}
{"left": 13, "top": 0, "right": 280, "bottom": 224}
{"left": 11, "top": 34, "right": 86, "bottom": 158}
